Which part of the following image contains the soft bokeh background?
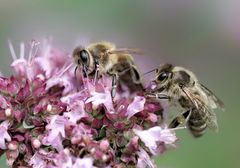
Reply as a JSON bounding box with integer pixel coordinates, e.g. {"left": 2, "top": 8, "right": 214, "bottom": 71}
{"left": 0, "top": 0, "right": 239, "bottom": 167}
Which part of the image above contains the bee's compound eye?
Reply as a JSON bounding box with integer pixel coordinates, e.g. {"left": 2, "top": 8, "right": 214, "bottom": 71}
{"left": 79, "top": 50, "right": 89, "bottom": 63}
{"left": 157, "top": 72, "right": 168, "bottom": 81}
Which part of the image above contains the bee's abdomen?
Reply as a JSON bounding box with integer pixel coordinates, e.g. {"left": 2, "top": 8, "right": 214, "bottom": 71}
{"left": 187, "top": 110, "right": 207, "bottom": 138}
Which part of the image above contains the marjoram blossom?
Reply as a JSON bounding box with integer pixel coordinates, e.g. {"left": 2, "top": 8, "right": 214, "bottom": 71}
{"left": 0, "top": 39, "right": 178, "bottom": 168}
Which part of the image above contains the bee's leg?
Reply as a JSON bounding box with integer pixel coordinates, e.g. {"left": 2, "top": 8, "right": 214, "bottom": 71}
{"left": 111, "top": 73, "right": 118, "bottom": 98}
{"left": 81, "top": 65, "right": 90, "bottom": 90}
{"left": 145, "top": 93, "right": 169, "bottom": 99}
{"left": 74, "top": 66, "right": 80, "bottom": 91}
{"left": 93, "top": 68, "right": 99, "bottom": 85}
{"left": 156, "top": 93, "right": 170, "bottom": 99}
{"left": 82, "top": 64, "right": 88, "bottom": 78}
{"left": 169, "top": 110, "right": 192, "bottom": 128}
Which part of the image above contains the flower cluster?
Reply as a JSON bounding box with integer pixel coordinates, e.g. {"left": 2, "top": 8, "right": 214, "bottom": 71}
{"left": 0, "top": 39, "right": 177, "bottom": 168}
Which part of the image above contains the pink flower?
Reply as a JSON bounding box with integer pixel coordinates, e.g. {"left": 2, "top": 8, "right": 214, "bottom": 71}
{"left": 43, "top": 115, "right": 67, "bottom": 151}
{"left": 134, "top": 126, "right": 177, "bottom": 155}
{"left": 137, "top": 147, "right": 156, "bottom": 168}
{"left": 72, "top": 157, "right": 95, "bottom": 168}
{"left": 0, "top": 121, "right": 11, "bottom": 149}
{"left": 0, "top": 95, "right": 10, "bottom": 110}
{"left": 9, "top": 40, "right": 43, "bottom": 80}
{"left": 86, "top": 89, "right": 114, "bottom": 113}
{"left": 126, "top": 96, "right": 146, "bottom": 119}
{"left": 29, "top": 152, "right": 48, "bottom": 168}
{"left": 63, "top": 100, "right": 86, "bottom": 124}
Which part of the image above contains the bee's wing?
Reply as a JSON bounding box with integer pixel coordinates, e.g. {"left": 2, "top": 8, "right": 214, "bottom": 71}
{"left": 181, "top": 87, "right": 200, "bottom": 109}
{"left": 109, "top": 48, "right": 144, "bottom": 55}
{"left": 200, "top": 83, "right": 225, "bottom": 110}
{"left": 201, "top": 105, "right": 219, "bottom": 132}
{"left": 181, "top": 87, "right": 219, "bottom": 132}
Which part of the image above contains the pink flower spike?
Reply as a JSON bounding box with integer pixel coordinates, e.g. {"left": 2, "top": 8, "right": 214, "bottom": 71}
{"left": 126, "top": 96, "right": 146, "bottom": 119}
{"left": 0, "top": 121, "right": 11, "bottom": 149}
{"left": 133, "top": 126, "right": 177, "bottom": 155}
{"left": 0, "top": 38, "right": 178, "bottom": 167}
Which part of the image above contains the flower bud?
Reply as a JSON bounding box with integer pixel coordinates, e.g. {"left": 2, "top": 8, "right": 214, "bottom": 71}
{"left": 100, "top": 140, "right": 109, "bottom": 151}
{"left": 8, "top": 141, "right": 18, "bottom": 151}
{"left": 5, "top": 108, "right": 12, "bottom": 117}
{"left": 32, "top": 138, "right": 41, "bottom": 149}
{"left": 47, "top": 104, "right": 52, "bottom": 112}
{"left": 63, "top": 148, "right": 70, "bottom": 155}
{"left": 102, "top": 154, "right": 108, "bottom": 162}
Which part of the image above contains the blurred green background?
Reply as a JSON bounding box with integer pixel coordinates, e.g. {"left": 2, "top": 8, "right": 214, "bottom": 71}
{"left": 0, "top": 0, "right": 239, "bottom": 167}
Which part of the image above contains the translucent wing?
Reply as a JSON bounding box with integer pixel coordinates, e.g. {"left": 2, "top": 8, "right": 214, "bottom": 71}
{"left": 108, "top": 48, "right": 144, "bottom": 55}
{"left": 181, "top": 87, "right": 218, "bottom": 132}
{"left": 200, "top": 83, "right": 225, "bottom": 110}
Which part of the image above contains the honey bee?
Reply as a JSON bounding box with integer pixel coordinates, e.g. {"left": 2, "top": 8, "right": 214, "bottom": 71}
{"left": 72, "top": 42, "right": 144, "bottom": 97}
{"left": 148, "top": 64, "right": 224, "bottom": 137}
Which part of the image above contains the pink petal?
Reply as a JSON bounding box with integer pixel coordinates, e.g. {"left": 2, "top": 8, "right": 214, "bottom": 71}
{"left": 0, "top": 95, "right": 10, "bottom": 109}
{"left": 126, "top": 96, "right": 146, "bottom": 119}
{"left": 0, "top": 121, "right": 11, "bottom": 149}
{"left": 29, "top": 152, "right": 47, "bottom": 168}
{"left": 86, "top": 90, "right": 114, "bottom": 113}
{"left": 13, "top": 110, "right": 24, "bottom": 123}
{"left": 53, "top": 151, "right": 73, "bottom": 168}
{"left": 43, "top": 115, "right": 67, "bottom": 151}
{"left": 16, "top": 81, "right": 30, "bottom": 102}
{"left": 63, "top": 100, "right": 86, "bottom": 124}
{"left": 46, "top": 75, "right": 73, "bottom": 95}
{"left": 46, "top": 115, "right": 66, "bottom": 138}
{"left": 137, "top": 148, "right": 156, "bottom": 168}
{"left": 11, "top": 59, "right": 28, "bottom": 77}
{"left": 73, "top": 157, "right": 95, "bottom": 168}
{"left": 134, "top": 126, "right": 177, "bottom": 155}
{"left": 42, "top": 133, "right": 64, "bottom": 152}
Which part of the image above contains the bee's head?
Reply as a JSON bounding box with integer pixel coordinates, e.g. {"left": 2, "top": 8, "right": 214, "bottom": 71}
{"left": 72, "top": 46, "right": 95, "bottom": 74}
{"left": 154, "top": 64, "right": 174, "bottom": 91}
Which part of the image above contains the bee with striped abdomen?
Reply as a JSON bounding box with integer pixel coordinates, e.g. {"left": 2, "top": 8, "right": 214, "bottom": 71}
{"left": 73, "top": 42, "right": 144, "bottom": 97}
{"left": 148, "top": 64, "right": 224, "bottom": 137}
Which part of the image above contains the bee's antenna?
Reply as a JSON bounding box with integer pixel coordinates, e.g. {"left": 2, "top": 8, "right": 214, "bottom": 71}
{"left": 143, "top": 68, "right": 157, "bottom": 76}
